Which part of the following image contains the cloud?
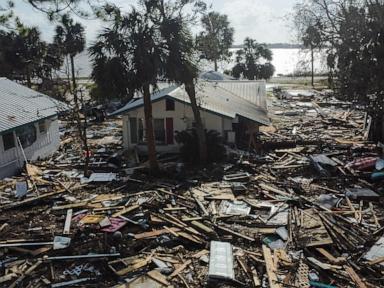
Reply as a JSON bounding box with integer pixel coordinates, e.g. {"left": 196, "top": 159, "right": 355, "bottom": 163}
{"left": 213, "top": 0, "right": 295, "bottom": 44}
{"left": 11, "top": 0, "right": 296, "bottom": 44}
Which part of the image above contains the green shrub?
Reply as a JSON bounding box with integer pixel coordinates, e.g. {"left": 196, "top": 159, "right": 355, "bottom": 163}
{"left": 175, "top": 129, "right": 226, "bottom": 164}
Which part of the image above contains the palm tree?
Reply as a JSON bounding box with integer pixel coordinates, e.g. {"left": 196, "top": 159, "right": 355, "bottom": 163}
{"left": 90, "top": 8, "right": 160, "bottom": 171}
{"left": 54, "top": 14, "right": 85, "bottom": 103}
{"left": 159, "top": 14, "right": 208, "bottom": 164}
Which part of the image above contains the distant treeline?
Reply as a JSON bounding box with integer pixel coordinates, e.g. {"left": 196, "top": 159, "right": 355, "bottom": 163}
{"left": 232, "top": 43, "right": 302, "bottom": 49}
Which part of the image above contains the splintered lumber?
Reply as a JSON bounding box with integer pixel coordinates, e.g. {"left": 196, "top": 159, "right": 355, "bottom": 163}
{"left": 0, "top": 273, "right": 17, "bottom": 284}
{"left": 192, "top": 194, "right": 209, "bottom": 216}
{"left": 262, "top": 245, "right": 281, "bottom": 288}
{"left": 52, "top": 202, "right": 89, "bottom": 210}
{"left": 368, "top": 256, "right": 384, "bottom": 266}
{"left": 112, "top": 204, "right": 140, "bottom": 217}
{"left": 345, "top": 266, "right": 367, "bottom": 288}
{"left": 0, "top": 189, "right": 66, "bottom": 210}
{"left": 251, "top": 266, "right": 261, "bottom": 287}
{"left": 259, "top": 183, "right": 291, "bottom": 197}
{"left": 168, "top": 260, "right": 192, "bottom": 279}
{"left": 216, "top": 225, "right": 255, "bottom": 242}
{"left": 9, "top": 260, "right": 42, "bottom": 288}
{"left": 297, "top": 209, "right": 333, "bottom": 247}
{"left": 134, "top": 228, "right": 181, "bottom": 240}
{"left": 190, "top": 221, "right": 215, "bottom": 235}
{"left": 63, "top": 209, "right": 73, "bottom": 235}
{"left": 147, "top": 270, "right": 170, "bottom": 286}
{"left": 316, "top": 248, "right": 345, "bottom": 264}
{"left": 177, "top": 231, "right": 204, "bottom": 244}
{"left": 178, "top": 274, "right": 191, "bottom": 288}
{"left": 109, "top": 255, "right": 152, "bottom": 276}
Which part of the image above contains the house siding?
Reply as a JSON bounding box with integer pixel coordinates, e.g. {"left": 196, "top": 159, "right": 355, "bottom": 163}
{"left": 0, "top": 116, "right": 60, "bottom": 179}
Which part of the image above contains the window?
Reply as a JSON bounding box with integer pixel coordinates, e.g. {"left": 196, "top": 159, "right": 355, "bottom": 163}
{"left": 129, "top": 118, "right": 138, "bottom": 144}
{"left": 2, "top": 132, "right": 15, "bottom": 151}
{"left": 154, "top": 118, "right": 165, "bottom": 144}
{"left": 39, "top": 120, "right": 47, "bottom": 134}
{"left": 165, "top": 99, "right": 175, "bottom": 111}
{"left": 138, "top": 119, "right": 144, "bottom": 143}
{"left": 16, "top": 125, "right": 36, "bottom": 148}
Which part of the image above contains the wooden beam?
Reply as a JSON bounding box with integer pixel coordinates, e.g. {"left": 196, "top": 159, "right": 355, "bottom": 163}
{"left": 262, "top": 245, "right": 281, "bottom": 288}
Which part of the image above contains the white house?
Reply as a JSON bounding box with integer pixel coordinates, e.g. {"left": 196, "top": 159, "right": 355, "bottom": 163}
{"left": 112, "top": 79, "right": 269, "bottom": 153}
{"left": 0, "top": 78, "right": 67, "bottom": 179}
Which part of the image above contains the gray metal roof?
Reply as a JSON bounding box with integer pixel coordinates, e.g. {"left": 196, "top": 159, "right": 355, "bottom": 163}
{"left": 199, "top": 71, "right": 236, "bottom": 81}
{"left": 0, "top": 78, "right": 68, "bottom": 133}
{"left": 215, "top": 81, "right": 267, "bottom": 110}
{"left": 112, "top": 81, "right": 270, "bottom": 126}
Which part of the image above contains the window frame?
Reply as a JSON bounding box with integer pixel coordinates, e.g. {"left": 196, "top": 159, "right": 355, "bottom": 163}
{"left": 16, "top": 124, "right": 37, "bottom": 148}
{"left": 165, "top": 99, "right": 175, "bottom": 111}
{"left": 153, "top": 118, "right": 166, "bottom": 144}
{"left": 2, "top": 132, "right": 15, "bottom": 151}
{"left": 38, "top": 120, "right": 47, "bottom": 134}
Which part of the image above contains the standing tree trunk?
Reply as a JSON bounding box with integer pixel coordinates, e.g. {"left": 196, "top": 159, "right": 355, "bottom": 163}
{"left": 214, "top": 58, "right": 218, "bottom": 72}
{"left": 143, "top": 84, "right": 159, "bottom": 171}
{"left": 26, "top": 64, "right": 32, "bottom": 88}
{"left": 70, "top": 55, "right": 77, "bottom": 103}
{"left": 311, "top": 45, "right": 314, "bottom": 88}
{"left": 185, "top": 80, "right": 208, "bottom": 165}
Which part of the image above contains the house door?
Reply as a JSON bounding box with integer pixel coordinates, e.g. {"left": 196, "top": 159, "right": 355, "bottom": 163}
{"left": 166, "top": 118, "right": 174, "bottom": 144}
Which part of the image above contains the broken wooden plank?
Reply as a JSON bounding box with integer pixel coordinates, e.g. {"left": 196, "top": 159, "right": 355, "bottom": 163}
{"left": 134, "top": 228, "right": 181, "bottom": 240}
{"left": 1, "top": 189, "right": 66, "bottom": 210}
{"left": 368, "top": 256, "right": 384, "bottom": 266}
{"left": 63, "top": 209, "right": 73, "bottom": 235}
{"left": 345, "top": 266, "right": 367, "bottom": 288}
{"left": 112, "top": 204, "right": 140, "bottom": 218}
{"left": 216, "top": 225, "right": 255, "bottom": 242}
{"left": 315, "top": 248, "right": 345, "bottom": 264}
{"left": 168, "top": 260, "right": 191, "bottom": 279}
{"left": 147, "top": 270, "right": 170, "bottom": 286}
{"left": 262, "top": 245, "right": 281, "bottom": 288}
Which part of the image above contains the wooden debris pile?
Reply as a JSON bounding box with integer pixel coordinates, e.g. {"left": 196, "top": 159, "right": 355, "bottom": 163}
{"left": 0, "top": 93, "right": 384, "bottom": 287}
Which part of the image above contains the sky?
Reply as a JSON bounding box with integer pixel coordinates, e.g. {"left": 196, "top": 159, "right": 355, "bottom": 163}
{"left": 11, "top": 0, "right": 297, "bottom": 45}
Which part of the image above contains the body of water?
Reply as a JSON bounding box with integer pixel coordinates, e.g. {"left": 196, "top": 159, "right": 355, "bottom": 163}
{"left": 71, "top": 48, "right": 327, "bottom": 79}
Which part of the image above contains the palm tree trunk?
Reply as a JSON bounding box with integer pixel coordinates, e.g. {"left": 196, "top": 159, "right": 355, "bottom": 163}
{"left": 70, "top": 55, "right": 78, "bottom": 103}
{"left": 143, "top": 83, "right": 159, "bottom": 171}
{"left": 311, "top": 46, "right": 314, "bottom": 88}
{"left": 185, "top": 80, "right": 208, "bottom": 165}
{"left": 26, "top": 65, "right": 32, "bottom": 88}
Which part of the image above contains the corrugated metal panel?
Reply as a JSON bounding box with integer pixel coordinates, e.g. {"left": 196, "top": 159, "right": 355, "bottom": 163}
{"left": 208, "top": 241, "right": 235, "bottom": 280}
{"left": 215, "top": 81, "right": 267, "bottom": 110}
{"left": 0, "top": 78, "right": 68, "bottom": 133}
{"left": 112, "top": 82, "right": 270, "bottom": 126}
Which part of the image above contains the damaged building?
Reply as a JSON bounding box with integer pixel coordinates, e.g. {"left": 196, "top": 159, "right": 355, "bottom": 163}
{"left": 0, "top": 78, "right": 66, "bottom": 179}
{"left": 112, "top": 78, "right": 269, "bottom": 153}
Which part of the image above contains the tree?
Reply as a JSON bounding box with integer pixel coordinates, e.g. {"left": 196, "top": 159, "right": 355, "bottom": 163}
{"left": 0, "top": 20, "right": 59, "bottom": 87}
{"left": 53, "top": 15, "right": 88, "bottom": 175}
{"left": 302, "top": 25, "right": 322, "bottom": 87}
{"left": 196, "top": 11, "right": 234, "bottom": 71}
{"left": 157, "top": 1, "right": 208, "bottom": 164}
{"left": 0, "top": 1, "right": 13, "bottom": 26}
{"left": 231, "top": 38, "right": 275, "bottom": 80}
{"left": 14, "top": 20, "right": 47, "bottom": 87}
{"left": 90, "top": 6, "right": 162, "bottom": 171}
{"left": 294, "top": 0, "right": 384, "bottom": 141}
{"left": 54, "top": 14, "right": 85, "bottom": 103}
